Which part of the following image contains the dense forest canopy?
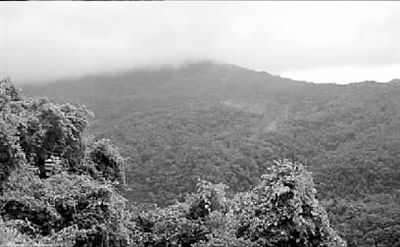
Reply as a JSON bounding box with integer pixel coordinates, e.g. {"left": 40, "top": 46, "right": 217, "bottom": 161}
{"left": 10, "top": 62, "right": 400, "bottom": 246}
{"left": 0, "top": 77, "right": 346, "bottom": 246}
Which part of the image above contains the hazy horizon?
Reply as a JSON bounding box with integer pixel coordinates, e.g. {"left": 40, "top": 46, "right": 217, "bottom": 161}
{"left": 1, "top": 2, "right": 399, "bottom": 85}
{"left": 11, "top": 60, "right": 400, "bottom": 87}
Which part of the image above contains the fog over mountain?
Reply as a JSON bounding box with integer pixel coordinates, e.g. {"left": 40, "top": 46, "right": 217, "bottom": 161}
{"left": 2, "top": 1, "right": 399, "bottom": 84}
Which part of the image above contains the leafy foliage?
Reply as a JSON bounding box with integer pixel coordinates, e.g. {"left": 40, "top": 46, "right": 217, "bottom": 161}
{"left": 89, "top": 139, "right": 126, "bottom": 188}
{"left": 130, "top": 161, "right": 346, "bottom": 247}
{"left": 1, "top": 79, "right": 127, "bottom": 246}
{"left": 233, "top": 161, "right": 345, "bottom": 246}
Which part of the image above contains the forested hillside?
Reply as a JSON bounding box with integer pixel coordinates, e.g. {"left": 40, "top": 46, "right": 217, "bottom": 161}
{"left": 0, "top": 78, "right": 346, "bottom": 246}
{"left": 22, "top": 62, "right": 400, "bottom": 246}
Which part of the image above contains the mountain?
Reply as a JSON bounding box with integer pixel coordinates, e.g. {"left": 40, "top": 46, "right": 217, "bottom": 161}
{"left": 3, "top": 78, "right": 348, "bottom": 246}
{"left": 22, "top": 62, "right": 400, "bottom": 247}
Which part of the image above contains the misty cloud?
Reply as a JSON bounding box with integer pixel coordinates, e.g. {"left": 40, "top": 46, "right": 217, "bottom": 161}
{"left": 1, "top": 2, "right": 399, "bottom": 84}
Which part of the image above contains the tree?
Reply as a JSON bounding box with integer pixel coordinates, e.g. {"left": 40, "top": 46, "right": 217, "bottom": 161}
{"left": 0, "top": 79, "right": 129, "bottom": 246}
{"left": 130, "top": 161, "right": 346, "bottom": 247}
{"left": 233, "top": 160, "right": 346, "bottom": 247}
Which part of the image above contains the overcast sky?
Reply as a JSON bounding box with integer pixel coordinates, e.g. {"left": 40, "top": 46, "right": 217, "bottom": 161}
{"left": 1, "top": 2, "right": 399, "bottom": 84}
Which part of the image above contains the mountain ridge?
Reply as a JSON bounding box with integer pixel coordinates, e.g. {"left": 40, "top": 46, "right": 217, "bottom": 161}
{"left": 19, "top": 61, "right": 399, "bottom": 89}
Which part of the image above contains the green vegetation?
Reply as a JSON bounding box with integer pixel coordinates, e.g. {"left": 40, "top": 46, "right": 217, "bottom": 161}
{"left": 21, "top": 62, "right": 400, "bottom": 246}
{"left": 0, "top": 77, "right": 346, "bottom": 246}
{"left": 1, "top": 78, "right": 129, "bottom": 246}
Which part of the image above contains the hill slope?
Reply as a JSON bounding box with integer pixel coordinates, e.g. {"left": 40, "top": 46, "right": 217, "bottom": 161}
{"left": 22, "top": 62, "right": 400, "bottom": 247}
{"left": 1, "top": 77, "right": 347, "bottom": 247}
